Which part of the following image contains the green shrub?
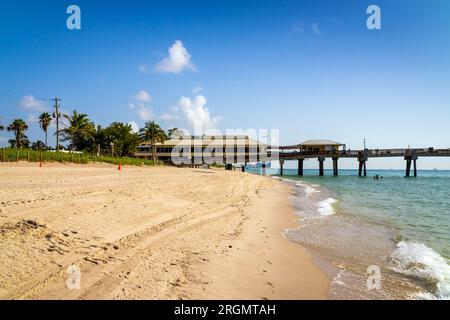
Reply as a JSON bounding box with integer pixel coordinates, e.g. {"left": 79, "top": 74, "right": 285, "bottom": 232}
{"left": 0, "top": 148, "right": 163, "bottom": 167}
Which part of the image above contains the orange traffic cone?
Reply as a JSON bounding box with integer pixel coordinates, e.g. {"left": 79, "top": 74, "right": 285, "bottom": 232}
{"left": 118, "top": 163, "right": 122, "bottom": 171}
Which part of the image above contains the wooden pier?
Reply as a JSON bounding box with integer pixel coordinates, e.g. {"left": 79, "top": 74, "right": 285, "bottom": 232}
{"left": 274, "top": 146, "right": 450, "bottom": 177}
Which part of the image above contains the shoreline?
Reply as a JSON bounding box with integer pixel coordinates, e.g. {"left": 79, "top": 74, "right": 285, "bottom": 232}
{"left": 0, "top": 163, "right": 329, "bottom": 299}
{"left": 278, "top": 174, "right": 450, "bottom": 300}
{"left": 192, "top": 179, "right": 329, "bottom": 299}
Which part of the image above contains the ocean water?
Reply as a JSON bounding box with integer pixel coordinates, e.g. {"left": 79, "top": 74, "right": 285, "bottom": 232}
{"left": 246, "top": 167, "right": 450, "bottom": 300}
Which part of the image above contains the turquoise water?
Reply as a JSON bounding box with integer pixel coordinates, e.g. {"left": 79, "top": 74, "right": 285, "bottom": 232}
{"left": 247, "top": 167, "right": 450, "bottom": 299}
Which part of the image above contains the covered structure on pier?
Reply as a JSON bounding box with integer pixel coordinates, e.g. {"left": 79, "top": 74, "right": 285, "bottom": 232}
{"left": 280, "top": 140, "right": 344, "bottom": 153}
{"left": 279, "top": 140, "right": 344, "bottom": 176}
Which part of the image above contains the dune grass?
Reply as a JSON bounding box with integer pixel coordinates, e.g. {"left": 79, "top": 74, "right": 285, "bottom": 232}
{"left": 0, "top": 148, "right": 162, "bottom": 166}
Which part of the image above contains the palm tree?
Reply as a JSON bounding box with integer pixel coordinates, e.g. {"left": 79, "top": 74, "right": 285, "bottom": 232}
{"left": 39, "top": 112, "right": 52, "bottom": 148}
{"left": 167, "top": 127, "right": 183, "bottom": 139}
{"left": 139, "top": 121, "right": 167, "bottom": 165}
{"left": 32, "top": 140, "right": 46, "bottom": 150}
{"left": 7, "top": 119, "right": 28, "bottom": 149}
{"left": 61, "top": 110, "right": 95, "bottom": 150}
{"left": 9, "top": 135, "right": 30, "bottom": 149}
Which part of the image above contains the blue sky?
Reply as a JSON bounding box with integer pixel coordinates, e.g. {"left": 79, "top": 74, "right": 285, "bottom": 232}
{"left": 0, "top": 0, "right": 449, "bottom": 168}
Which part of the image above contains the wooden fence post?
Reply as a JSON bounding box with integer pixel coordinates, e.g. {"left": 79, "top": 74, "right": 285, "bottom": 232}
{"left": 16, "top": 150, "right": 19, "bottom": 162}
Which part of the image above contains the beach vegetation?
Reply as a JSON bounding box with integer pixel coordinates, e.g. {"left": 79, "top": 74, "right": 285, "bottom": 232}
{"left": 7, "top": 119, "right": 29, "bottom": 149}
{"left": 93, "top": 122, "right": 141, "bottom": 157}
{"left": 0, "top": 147, "right": 162, "bottom": 166}
{"left": 167, "top": 127, "right": 183, "bottom": 139}
{"left": 38, "top": 112, "right": 52, "bottom": 148}
{"left": 0, "top": 109, "right": 177, "bottom": 167}
{"left": 60, "top": 110, "right": 96, "bottom": 151}
{"left": 139, "top": 121, "right": 168, "bottom": 166}
{"left": 31, "top": 140, "right": 47, "bottom": 150}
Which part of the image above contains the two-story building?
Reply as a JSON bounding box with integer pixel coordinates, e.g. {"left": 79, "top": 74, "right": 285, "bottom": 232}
{"left": 135, "top": 135, "right": 270, "bottom": 165}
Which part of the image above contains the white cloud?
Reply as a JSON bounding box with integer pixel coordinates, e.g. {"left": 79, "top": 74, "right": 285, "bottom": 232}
{"left": 155, "top": 40, "right": 196, "bottom": 74}
{"left": 177, "top": 95, "right": 221, "bottom": 131}
{"left": 192, "top": 86, "right": 203, "bottom": 94}
{"left": 159, "top": 113, "right": 179, "bottom": 121}
{"left": 128, "top": 121, "right": 140, "bottom": 133}
{"left": 128, "top": 103, "right": 153, "bottom": 121}
{"left": 312, "top": 23, "right": 321, "bottom": 35}
{"left": 19, "top": 95, "right": 48, "bottom": 112}
{"left": 134, "top": 90, "right": 152, "bottom": 102}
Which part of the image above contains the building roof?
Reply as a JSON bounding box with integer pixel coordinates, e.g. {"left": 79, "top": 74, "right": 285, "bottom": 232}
{"left": 300, "top": 140, "right": 343, "bottom": 146}
{"left": 139, "top": 135, "right": 266, "bottom": 147}
{"left": 277, "top": 140, "right": 343, "bottom": 150}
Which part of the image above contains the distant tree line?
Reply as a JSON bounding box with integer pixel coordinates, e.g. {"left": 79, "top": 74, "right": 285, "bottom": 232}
{"left": 0, "top": 111, "right": 184, "bottom": 164}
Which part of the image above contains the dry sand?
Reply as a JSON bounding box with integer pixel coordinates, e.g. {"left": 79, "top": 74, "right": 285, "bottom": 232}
{"left": 0, "top": 162, "right": 328, "bottom": 299}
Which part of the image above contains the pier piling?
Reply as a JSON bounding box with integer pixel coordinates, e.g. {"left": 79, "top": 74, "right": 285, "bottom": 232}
{"left": 332, "top": 157, "right": 339, "bottom": 176}
{"left": 405, "top": 158, "right": 411, "bottom": 177}
{"left": 358, "top": 160, "right": 368, "bottom": 177}
{"left": 357, "top": 152, "right": 368, "bottom": 177}
{"left": 297, "top": 159, "right": 304, "bottom": 176}
{"left": 414, "top": 159, "right": 417, "bottom": 177}
{"left": 280, "top": 160, "right": 284, "bottom": 176}
{"left": 405, "top": 155, "right": 418, "bottom": 178}
{"left": 318, "top": 157, "right": 325, "bottom": 176}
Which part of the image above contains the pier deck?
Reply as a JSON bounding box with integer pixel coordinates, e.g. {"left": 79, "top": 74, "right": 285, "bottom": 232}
{"left": 271, "top": 147, "right": 450, "bottom": 177}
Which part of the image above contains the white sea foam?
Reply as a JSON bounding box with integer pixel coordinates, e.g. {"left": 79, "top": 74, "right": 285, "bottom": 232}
{"left": 390, "top": 241, "right": 450, "bottom": 300}
{"left": 332, "top": 269, "right": 346, "bottom": 286}
{"left": 295, "top": 181, "right": 321, "bottom": 196}
{"left": 317, "top": 198, "right": 337, "bottom": 216}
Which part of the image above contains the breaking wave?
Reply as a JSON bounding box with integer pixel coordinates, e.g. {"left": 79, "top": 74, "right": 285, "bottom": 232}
{"left": 317, "top": 198, "right": 337, "bottom": 216}
{"left": 390, "top": 241, "right": 450, "bottom": 299}
{"left": 296, "top": 181, "right": 321, "bottom": 196}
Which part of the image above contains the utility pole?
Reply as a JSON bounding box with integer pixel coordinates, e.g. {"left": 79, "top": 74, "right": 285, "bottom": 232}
{"left": 364, "top": 138, "right": 366, "bottom": 150}
{"left": 52, "top": 97, "right": 61, "bottom": 151}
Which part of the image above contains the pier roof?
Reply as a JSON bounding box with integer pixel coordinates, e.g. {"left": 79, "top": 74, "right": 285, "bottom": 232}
{"left": 278, "top": 140, "right": 343, "bottom": 150}
{"left": 300, "top": 140, "right": 343, "bottom": 146}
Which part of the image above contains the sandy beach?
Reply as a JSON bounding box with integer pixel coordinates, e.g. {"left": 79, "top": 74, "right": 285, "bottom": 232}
{"left": 0, "top": 163, "right": 328, "bottom": 300}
